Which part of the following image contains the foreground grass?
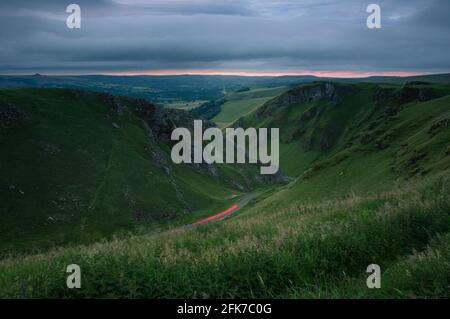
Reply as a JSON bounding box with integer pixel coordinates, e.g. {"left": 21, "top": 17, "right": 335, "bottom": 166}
{"left": 0, "top": 174, "right": 449, "bottom": 298}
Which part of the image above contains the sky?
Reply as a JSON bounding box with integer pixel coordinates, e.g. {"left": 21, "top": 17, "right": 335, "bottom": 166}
{"left": 0, "top": 0, "right": 449, "bottom": 76}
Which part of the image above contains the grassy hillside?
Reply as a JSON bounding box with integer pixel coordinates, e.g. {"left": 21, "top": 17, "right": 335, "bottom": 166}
{"left": 0, "top": 88, "right": 273, "bottom": 256}
{"left": 212, "top": 87, "right": 287, "bottom": 128}
{"left": 0, "top": 173, "right": 448, "bottom": 298}
{"left": 0, "top": 79, "right": 449, "bottom": 298}
{"left": 237, "top": 81, "right": 450, "bottom": 177}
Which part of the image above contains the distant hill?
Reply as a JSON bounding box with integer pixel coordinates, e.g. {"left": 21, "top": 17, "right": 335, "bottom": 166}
{"left": 191, "top": 73, "right": 450, "bottom": 123}
{"left": 364, "top": 73, "right": 450, "bottom": 84}
{"left": 0, "top": 74, "right": 321, "bottom": 106}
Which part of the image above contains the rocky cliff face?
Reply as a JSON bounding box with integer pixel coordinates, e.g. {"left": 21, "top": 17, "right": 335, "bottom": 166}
{"left": 258, "top": 82, "right": 339, "bottom": 116}
{"left": 99, "top": 92, "right": 180, "bottom": 141}
{"left": 118, "top": 96, "right": 287, "bottom": 189}
{"left": 128, "top": 97, "right": 216, "bottom": 141}
{"left": 132, "top": 98, "right": 177, "bottom": 141}
{"left": 374, "top": 85, "right": 438, "bottom": 106}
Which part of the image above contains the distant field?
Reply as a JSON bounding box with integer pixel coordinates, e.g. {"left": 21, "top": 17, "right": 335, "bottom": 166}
{"left": 164, "top": 100, "right": 207, "bottom": 110}
{"left": 212, "top": 87, "right": 286, "bottom": 128}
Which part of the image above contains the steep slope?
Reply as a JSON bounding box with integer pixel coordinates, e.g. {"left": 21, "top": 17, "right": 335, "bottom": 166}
{"left": 0, "top": 88, "right": 275, "bottom": 255}
{"left": 237, "top": 81, "right": 450, "bottom": 179}
{"left": 191, "top": 87, "right": 286, "bottom": 126}
{"left": 212, "top": 87, "right": 287, "bottom": 128}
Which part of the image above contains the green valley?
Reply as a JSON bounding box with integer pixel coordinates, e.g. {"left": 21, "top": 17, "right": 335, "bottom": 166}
{"left": 1, "top": 74, "right": 449, "bottom": 299}
{"left": 0, "top": 88, "right": 276, "bottom": 256}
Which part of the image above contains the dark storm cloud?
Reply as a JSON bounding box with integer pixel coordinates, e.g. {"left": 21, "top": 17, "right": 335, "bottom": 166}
{"left": 0, "top": 0, "right": 449, "bottom": 74}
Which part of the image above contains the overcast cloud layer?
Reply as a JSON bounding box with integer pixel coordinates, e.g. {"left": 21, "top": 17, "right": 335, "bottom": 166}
{"left": 0, "top": 0, "right": 449, "bottom": 75}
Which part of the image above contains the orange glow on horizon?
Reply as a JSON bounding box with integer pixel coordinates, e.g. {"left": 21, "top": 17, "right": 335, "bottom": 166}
{"left": 103, "top": 70, "right": 428, "bottom": 78}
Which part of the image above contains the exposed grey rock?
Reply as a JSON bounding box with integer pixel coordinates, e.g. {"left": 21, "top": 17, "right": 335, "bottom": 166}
{"left": 132, "top": 99, "right": 176, "bottom": 141}
{"left": 258, "top": 82, "right": 338, "bottom": 116}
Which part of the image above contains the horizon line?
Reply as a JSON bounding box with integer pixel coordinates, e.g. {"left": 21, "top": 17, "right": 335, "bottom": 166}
{"left": 0, "top": 70, "right": 435, "bottom": 78}
{"left": 102, "top": 70, "right": 429, "bottom": 78}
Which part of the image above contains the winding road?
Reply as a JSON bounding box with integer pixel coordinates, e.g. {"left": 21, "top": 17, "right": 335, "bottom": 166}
{"left": 191, "top": 193, "right": 259, "bottom": 226}
{"left": 161, "top": 193, "right": 259, "bottom": 236}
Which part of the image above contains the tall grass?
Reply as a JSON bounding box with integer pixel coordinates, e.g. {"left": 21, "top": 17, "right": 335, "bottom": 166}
{"left": 0, "top": 175, "right": 449, "bottom": 298}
